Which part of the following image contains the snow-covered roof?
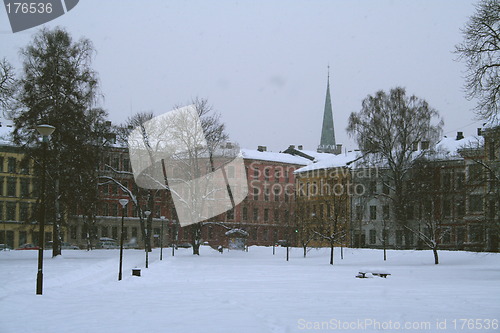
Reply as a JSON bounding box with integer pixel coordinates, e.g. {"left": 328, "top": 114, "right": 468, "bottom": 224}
{"left": 0, "top": 117, "right": 14, "bottom": 146}
{"left": 433, "top": 135, "right": 483, "bottom": 159}
{"left": 241, "top": 148, "right": 310, "bottom": 165}
{"left": 295, "top": 151, "right": 361, "bottom": 174}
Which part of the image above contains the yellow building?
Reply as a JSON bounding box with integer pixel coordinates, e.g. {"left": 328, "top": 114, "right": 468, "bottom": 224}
{"left": 294, "top": 152, "right": 357, "bottom": 248}
{"left": 0, "top": 130, "right": 52, "bottom": 249}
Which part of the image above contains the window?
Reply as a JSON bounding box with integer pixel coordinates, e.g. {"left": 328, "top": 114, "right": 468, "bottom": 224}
{"left": 369, "top": 206, "right": 377, "bottom": 220}
{"left": 101, "top": 226, "right": 109, "bottom": 238}
{"left": 264, "top": 208, "right": 269, "bottom": 222}
{"left": 443, "top": 200, "right": 451, "bottom": 217}
{"left": 112, "top": 157, "right": 120, "bottom": 170}
{"left": 356, "top": 205, "right": 363, "bottom": 220}
{"left": 264, "top": 168, "right": 270, "bottom": 181}
{"left": 20, "top": 179, "right": 30, "bottom": 197}
{"left": 383, "top": 205, "right": 390, "bottom": 220}
{"left": 226, "top": 208, "right": 234, "bottom": 220}
{"left": 442, "top": 227, "right": 451, "bottom": 243}
{"left": 468, "top": 164, "right": 484, "bottom": 182}
{"left": 70, "top": 226, "right": 77, "bottom": 240}
{"left": 456, "top": 200, "right": 465, "bottom": 217}
{"left": 132, "top": 227, "right": 138, "bottom": 239}
{"left": 274, "top": 169, "right": 280, "bottom": 182}
{"left": 264, "top": 187, "right": 269, "bottom": 201}
{"left": 274, "top": 209, "right": 279, "bottom": 222}
{"left": 123, "top": 227, "right": 128, "bottom": 240}
{"left": 123, "top": 158, "right": 130, "bottom": 171}
{"left": 253, "top": 208, "right": 258, "bottom": 221}
{"left": 456, "top": 172, "right": 465, "bottom": 190}
{"left": 284, "top": 170, "right": 289, "bottom": 183}
{"left": 111, "top": 204, "right": 118, "bottom": 216}
{"left": 369, "top": 181, "right": 377, "bottom": 194}
{"left": 406, "top": 205, "right": 414, "bottom": 220}
{"left": 404, "top": 229, "right": 414, "bottom": 246}
{"left": 112, "top": 227, "right": 118, "bottom": 239}
{"left": 253, "top": 187, "right": 259, "bottom": 201}
{"left": 396, "top": 230, "right": 403, "bottom": 246}
{"left": 274, "top": 186, "right": 280, "bottom": 201}
{"left": 0, "top": 177, "right": 3, "bottom": 196}
{"left": 469, "top": 225, "right": 483, "bottom": 243}
{"left": 7, "top": 157, "right": 16, "bottom": 173}
{"left": 7, "top": 177, "right": 16, "bottom": 197}
{"left": 262, "top": 229, "right": 269, "bottom": 241}
{"left": 253, "top": 167, "right": 259, "bottom": 179}
{"left": 242, "top": 207, "right": 248, "bottom": 221}
{"left": 19, "top": 231, "right": 27, "bottom": 245}
{"left": 20, "top": 203, "right": 29, "bottom": 221}
{"left": 6, "top": 202, "right": 16, "bottom": 220}
{"left": 442, "top": 173, "right": 451, "bottom": 191}
{"left": 369, "top": 229, "right": 376, "bottom": 244}
{"left": 469, "top": 195, "right": 483, "bottom": 212}
{"left": 489, "top": 140, "right": 496, "bottom": 160}
{"left": 0, "top": 202, "right": 3, "bottom": 219}
{"left": 382, "top": 182, "right": 390, "bottom": 195}
{"left": 19, "top": 159, "right": 30, "bottom": 174}
{"left": 0, "top": 157, "right": 3, "bottom": 172}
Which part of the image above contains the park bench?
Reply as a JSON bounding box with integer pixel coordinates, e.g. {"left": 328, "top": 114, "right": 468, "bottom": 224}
{"left": 356, "top": 271, "right": 391, "bottom": 278}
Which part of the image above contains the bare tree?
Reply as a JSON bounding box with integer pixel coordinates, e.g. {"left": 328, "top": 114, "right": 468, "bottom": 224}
{"left": 0, "top": 58, "right": 16, "bottom": 115}
{"left": 347, "top": 87, "right": 443, "bottom": 235}
{"left": 456, "top": 0, "right": 500, "bottom": 121}
{"left": 126, "top": 99, "right": 232, "bottom": 255}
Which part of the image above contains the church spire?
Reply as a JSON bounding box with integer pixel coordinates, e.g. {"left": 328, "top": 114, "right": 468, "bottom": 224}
{"left": 317, "top": 66, "right": 338, "bottom": 154}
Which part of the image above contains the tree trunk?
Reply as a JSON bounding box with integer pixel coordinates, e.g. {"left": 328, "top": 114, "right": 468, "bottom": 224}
{"left": 52, "top": 178, "right": 62, "bottom": 257}
{"left": 433, "top": 247, "right": 439, "bottom": 265}
{"left": 191, "top": 224, "right": 201, "bottom": 255}
{"left": 330, "top": 244, "right": 334, "bottom": 265}
{"left": 303, "top": 244, "right": 307, "bottom": 258}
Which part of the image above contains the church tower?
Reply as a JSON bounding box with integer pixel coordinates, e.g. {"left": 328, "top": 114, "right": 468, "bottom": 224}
{"left": 317, "top": 68, "right": 339, "bottom": 154}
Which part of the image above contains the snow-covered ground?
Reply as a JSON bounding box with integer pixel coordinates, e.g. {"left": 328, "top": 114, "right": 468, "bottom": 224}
{"left": 1, "top": 247, "right": 499, "bottom": 333}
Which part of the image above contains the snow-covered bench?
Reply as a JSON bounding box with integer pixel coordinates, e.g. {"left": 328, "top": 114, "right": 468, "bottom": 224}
{"left": 356, "top": 270, "right": 391, "bottom": 278}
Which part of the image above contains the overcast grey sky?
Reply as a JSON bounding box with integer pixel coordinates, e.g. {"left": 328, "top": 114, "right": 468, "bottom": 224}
{"left": 1, "top": 0, "right": 483, "bottom": 152}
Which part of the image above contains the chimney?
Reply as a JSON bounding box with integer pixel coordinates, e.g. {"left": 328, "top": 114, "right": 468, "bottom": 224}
{"left": 456, "top": 132, "right": 464, "bottom": 140}
{"left": 298, "top": 145, "right": 303, "bottom": 150}
{"left": 288, "top": 145, "right": 295, "bottom": 150}
{"left": 257, "top": 145, "right": 267, "bottom": 152}
{"left": 105, "top": 121, "right": 112, "bottom": 127}
{"left": 477, "top": 128, "right": 482, "bottom": 136}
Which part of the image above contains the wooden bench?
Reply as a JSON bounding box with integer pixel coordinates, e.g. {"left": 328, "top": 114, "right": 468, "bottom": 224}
{"left": 356, "top": 271, "right": 391, "bottom": 278}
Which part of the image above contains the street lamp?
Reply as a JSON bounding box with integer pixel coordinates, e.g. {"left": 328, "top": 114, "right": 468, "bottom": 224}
{"left": 160, "top": 216, "right": 166, "bottom": 260}
{"left": 144, "top": 210, "right": 151, "bottom": 268}
{"left": 118, "top": 198, "right": 129, "bottom": 281}
{"left": 35, "top": 124, "right": 55, "bottom": 295}
{"left": 171, "top": 219, "right": 177, "bottom": 257}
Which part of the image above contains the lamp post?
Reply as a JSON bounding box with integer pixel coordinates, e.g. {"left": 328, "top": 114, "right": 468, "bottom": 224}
{"left": 144, "top": 210, "right": 151, "bottom": 268}
{"left": 171, "top": 219, "right": 177, "bottom": 257}
{"left": 118, "top": 198, "right": 129, "bottom": 281}
{"left": 160, "top": 216, "right": 166, "bottom": 260}
{"left": 35, "top": 124, "right": 55, "bottom": 295}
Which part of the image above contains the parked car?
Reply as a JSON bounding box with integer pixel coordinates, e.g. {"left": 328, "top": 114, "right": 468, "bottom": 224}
{"left": 61, "top": 242, "right": 79, "bottom": 250}
{"left": 176, "top": 242, "right": 192, "bottom": 248}
{"left": 16, "top": 243, "right": 39, "bottom": 250}
{"left": 97, "top": 238, "right": 119, "bottom": 249}
{"left": 0, "top": 244, "right": 12, "bottom": 251}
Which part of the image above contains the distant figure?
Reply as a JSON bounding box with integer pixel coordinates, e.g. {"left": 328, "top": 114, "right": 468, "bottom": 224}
{"left": 218, "top": 245, "right": 223, "bottom": 254}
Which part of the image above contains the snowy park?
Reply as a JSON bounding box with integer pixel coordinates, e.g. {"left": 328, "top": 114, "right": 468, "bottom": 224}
{"left": 1, "top": 247, "right": 499, "bottom": 333}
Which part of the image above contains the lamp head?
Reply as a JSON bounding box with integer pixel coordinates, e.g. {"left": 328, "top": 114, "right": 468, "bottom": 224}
{"left": 144, "top": 210, "right": 151, "bottom": 217}
{"left": 118, "top": 198, "right": 129, "bottom": 207}
{"left": 36, "top": 124, "right": 56, "bottom": 137}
